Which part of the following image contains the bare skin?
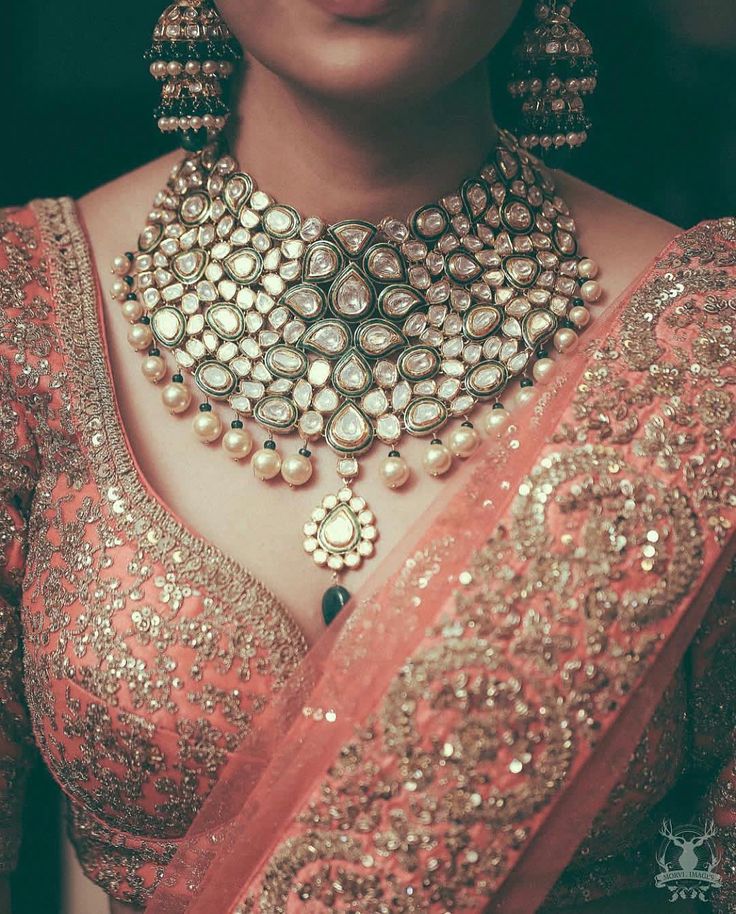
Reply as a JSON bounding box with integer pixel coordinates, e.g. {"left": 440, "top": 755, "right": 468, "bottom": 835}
{"left": 39, "top": 2, "right": 686, "bottom": 912}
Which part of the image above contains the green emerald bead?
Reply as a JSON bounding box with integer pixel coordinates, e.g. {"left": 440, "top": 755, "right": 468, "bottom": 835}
{"left": 322, "top": 585, "right": 351, "bottom": 626}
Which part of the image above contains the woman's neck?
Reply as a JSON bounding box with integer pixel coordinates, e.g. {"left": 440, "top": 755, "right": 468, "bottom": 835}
{"left": 230, "top": 58, "right": 498, "bottom": 225}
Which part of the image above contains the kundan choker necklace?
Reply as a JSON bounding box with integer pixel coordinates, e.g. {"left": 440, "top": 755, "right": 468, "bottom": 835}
{"left": 110, "top": 128, "right": 603, "bottom": 620}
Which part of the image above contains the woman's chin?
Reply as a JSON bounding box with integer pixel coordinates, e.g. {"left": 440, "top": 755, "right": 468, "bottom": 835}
{"left": 285, "top": 62, "right": 437, "bottom": 105}
{"left": 252, "top": 38, "right": 476, "bottom": 107}
{"left": 225, "top": 0, "right": 523, "bottom": 107}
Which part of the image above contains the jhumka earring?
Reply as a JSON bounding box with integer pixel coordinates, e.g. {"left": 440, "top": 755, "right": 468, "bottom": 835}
{"left": 146, "top": 0, "right": 243, "bottom": 152}
{"left": 507, "top": 0, "right": 597, "bottom": 152}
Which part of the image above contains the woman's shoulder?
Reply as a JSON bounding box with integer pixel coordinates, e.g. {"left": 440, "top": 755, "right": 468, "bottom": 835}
{"left": 552, "top": 167, "right": 736, "bottom": 304}
{"left": 0, "top": 151, "right": 177, "bottom": 289}
{"left": 76, "top": 149, "right": 182, "bottom": 261}
{"left": 553, "top": 169, "right": 681, "bottom": 300}
{"left": 554, "top": 167, "right": 686, "bottom": 241}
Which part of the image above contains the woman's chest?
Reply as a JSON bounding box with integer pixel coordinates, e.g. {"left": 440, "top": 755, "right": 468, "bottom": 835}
{"left": 18, "top": 429, "right": 311, "bottom": 837}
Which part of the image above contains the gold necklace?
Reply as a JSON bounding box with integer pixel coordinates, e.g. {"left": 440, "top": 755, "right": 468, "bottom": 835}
{"left": 110, "top": 128, "right": 602, "bottom": 622}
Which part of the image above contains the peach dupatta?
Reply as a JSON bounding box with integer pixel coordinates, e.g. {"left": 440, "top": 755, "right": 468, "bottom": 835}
{"left": 146, "top": 216, "right": 736, "bottom": 914}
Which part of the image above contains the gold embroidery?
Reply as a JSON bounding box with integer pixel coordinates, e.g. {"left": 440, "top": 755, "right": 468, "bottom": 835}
{"left": 237, "top": 220, "right": 734, "bottom": 913}
{"left": 0, "top": 210, "right": 43, "bottom": 873}
{"left": 0, "top": 200, "right": 310, "bottom": 904}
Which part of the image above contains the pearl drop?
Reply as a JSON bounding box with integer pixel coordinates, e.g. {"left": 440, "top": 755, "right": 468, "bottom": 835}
{"left": 553, "top": 327, "right": 579, "bottom": 354}
{"left": 111, "top": 278, "right": 128, "bottom": 300}
{"left": 127, "top": 323, "right": 153, "bottom": 351}
{"left": 121, "top": 299, "right": 144, "bottom": 322}
{"left": 533, "top": 357, "right": 557, "bottom": 385}
{"left": 569, "top": 305, "right": 591, "bottom": 328}
{"left": 141, "top": 355, "right": 166, "bottom": 383}
{"left": 161, "top": 382, "right": 191, "bottom": 414}
{"left": 112, "top": 255, "right": 130, "bottom": 276}
{"left": 222, "top": 428, "right": 253, "bottom": 460}
{"left": 577, "top": 258, "right": 599, "bottom": 280}
{"left": 449, "top": 426, "right": 481, "bottom": 459}
{"left": 580, "top": 280, "right": 602, "bottom": 303}
{"left": 422, "top": 443, "right": 453, "bottom": 477}
{"left": 515, "top": 387, "right": 538, "bottom": 409}
{"left": 252, "top": 448, "right": 282, "bottom": 481}
{"left": 193, "top": 411, "right": 223, "bottom": 444}
{"left": 281, "top": 454, "right": 313, "bottom": 487}
{"left": 380, "top": 455, "right": 410, "bottom": 490}
{"left": 485, "top": 408, "right": 510, "bottom": 433}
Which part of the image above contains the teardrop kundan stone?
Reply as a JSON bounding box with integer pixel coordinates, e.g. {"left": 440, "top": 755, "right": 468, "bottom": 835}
{"left": 303, "top": 241, "right": 343, "bottom": 282}
{"left": 522, "top": 309, "right": 558, "bottom": 347}
{"left": 333, "top": 350, "right": 372, "bottom": 397}
{"left": 301, "top": 320, "right": 351, "bottom": 357}
{"left": 404, "top": 397, "right": 448, "bottom": 435}
{"left": 326, "top": 402, "right": 374, "bottom": 453}
{"left": 463, "top": 305, "right": 502, "bottom": 341}
{"left": 329, "top": 265, "right": 376, "bottom": 320}
{"left": 364, "top": 244, "right": 406, "bottom": 283}
{"left": 465, "top": 360, "right": 507, "bottom": 398}
{"left": 282, "top": 284, "right": 327, "bottom": 321}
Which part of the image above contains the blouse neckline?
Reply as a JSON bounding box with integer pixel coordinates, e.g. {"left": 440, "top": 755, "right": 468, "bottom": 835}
{"left": 31, "top": 196, "right": 313, "bottom": 671}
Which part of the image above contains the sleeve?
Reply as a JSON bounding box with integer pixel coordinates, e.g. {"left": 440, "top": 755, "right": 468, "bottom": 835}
{"left": 0, "top": 210, "right": 41, "bottom": 874}
{"left": 687, "top": 558, "right": 736, "bottom": 913}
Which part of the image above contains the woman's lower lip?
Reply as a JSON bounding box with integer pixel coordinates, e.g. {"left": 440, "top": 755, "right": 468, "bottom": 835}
{"left": 306, "top": 0, "right": 407, "bottom": 21}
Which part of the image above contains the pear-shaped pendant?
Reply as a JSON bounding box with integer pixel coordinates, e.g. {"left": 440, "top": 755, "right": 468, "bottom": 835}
{"left": 303, "top": 482, "right": 377, "bottom": 573}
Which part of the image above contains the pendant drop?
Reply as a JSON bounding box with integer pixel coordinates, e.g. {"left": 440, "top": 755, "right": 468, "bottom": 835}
{"left": 303, "top": 462, "right": 377, "bottom": 573}
{"left": 322, "top": 584, "right": 351, "bottom": 626}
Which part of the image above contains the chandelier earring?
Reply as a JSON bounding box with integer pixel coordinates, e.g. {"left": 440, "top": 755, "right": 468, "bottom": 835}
{"left": 146, "top": 0, "right": 243, "bottom": 152}
{"left": 507, "top": 0, "right": 598, "bottom": 153}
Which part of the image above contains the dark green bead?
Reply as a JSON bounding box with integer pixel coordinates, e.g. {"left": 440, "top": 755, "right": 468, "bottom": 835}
{"left": 322, "top": 585, "right": 351, "bottom": 626}
{"left": 181, "top": 128, "right": 208, "bottom": 152}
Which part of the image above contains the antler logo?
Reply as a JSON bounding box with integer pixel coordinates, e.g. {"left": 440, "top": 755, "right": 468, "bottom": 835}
{"left": 655, "top": 819, "right": 722, "bottom": 902}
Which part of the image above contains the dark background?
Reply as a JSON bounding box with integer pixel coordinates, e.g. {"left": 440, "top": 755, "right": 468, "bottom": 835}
{"left": 2, "top": 1, "right": 735, "bottom": 912}
{"left": 2, "top": 1, "right": 736, "bottom": 225}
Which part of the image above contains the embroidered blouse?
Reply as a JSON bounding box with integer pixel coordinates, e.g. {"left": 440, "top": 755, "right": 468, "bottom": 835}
{"left": 0, "top": 198, "right": 734, "bottom": 910}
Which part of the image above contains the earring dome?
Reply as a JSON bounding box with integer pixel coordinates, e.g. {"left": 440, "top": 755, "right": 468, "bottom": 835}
{"left": 146, "top": 0, "right": 242, "bottom": 151}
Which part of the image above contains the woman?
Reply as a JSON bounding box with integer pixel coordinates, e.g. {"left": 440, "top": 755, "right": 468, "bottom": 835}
{"left": 0, "top": 1, "right": 734, "bottom": 912}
